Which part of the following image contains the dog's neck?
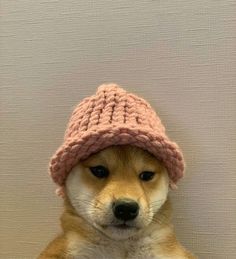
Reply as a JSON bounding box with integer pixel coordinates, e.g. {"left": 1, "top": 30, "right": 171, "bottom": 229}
{"left": 60, "top": 195, "right": 174, "bottom": 246}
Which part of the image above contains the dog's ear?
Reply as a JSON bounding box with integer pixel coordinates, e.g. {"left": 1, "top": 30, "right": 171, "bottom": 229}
{"left": 169, "top": 181, "right": 178, "bottom": 190}
{"left": 55, "top": 186, "right": 66, "bottom": 198}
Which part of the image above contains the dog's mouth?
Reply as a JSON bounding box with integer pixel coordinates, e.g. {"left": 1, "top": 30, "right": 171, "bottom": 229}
{"left": 113, "top": 223, "right": 134, "bottom": 229}
{"left": 93, "top": 221, "right": 140, "bottom": 240}
{"left": 101, "top": 222, "right": 139, "bottom": 230}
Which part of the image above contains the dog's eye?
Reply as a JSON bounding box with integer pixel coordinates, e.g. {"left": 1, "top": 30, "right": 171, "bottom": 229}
{"left": 89, "top": 165, "right": 109, "bottom": 179}
{"left": 139, "top": 171, "right": 155, "bottom": 181}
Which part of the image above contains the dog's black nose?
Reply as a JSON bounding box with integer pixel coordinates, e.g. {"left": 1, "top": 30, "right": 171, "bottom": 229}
{"left": 112, "top": 199, "right": 139, "bottom": 221}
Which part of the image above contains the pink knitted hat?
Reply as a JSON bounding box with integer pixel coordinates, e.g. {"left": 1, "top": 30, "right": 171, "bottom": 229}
{"left": 49, "top": 83, "right": 185, "bottom": 195}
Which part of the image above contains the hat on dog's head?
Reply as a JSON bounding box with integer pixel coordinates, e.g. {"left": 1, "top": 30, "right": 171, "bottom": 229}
{"left": 49, "top": 83, "right": 185, "bottom": 196}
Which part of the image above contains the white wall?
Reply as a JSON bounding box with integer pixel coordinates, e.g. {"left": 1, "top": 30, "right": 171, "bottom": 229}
{"left": 1, "top": 1, "right": 236, "bottom": 258}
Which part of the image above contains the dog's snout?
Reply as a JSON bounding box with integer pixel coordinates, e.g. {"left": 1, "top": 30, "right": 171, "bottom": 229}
{"left": 112, "top": 199, "right": 139, "bottom": 221}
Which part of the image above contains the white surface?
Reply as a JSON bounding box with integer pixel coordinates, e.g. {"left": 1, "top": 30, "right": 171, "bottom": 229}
{"left": 1, "top": 1, "right": 236, "bottom": 258}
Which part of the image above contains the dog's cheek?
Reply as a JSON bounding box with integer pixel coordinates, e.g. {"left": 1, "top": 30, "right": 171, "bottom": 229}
{"left": 65, "top": 167, "right": 96, "bottom": 220}
{"left": 147, "top": 173, "right": 169, "bottom": 215}
{"left": 91, "top": 194, "right": 114, "bottom": 225}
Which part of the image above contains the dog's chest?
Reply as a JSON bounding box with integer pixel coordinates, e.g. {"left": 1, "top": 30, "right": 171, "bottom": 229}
{"left": 70, "top": 245, "right": 156, "bottom": 259}
{"left": 68, "top": 236, "right": 158, "bottom": 259}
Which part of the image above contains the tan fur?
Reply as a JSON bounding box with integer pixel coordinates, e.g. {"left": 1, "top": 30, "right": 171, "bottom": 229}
{"left": 39, "top": 145, "right": 196, "bottom": 258}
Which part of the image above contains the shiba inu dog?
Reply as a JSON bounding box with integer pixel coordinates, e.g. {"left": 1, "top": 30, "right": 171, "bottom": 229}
{"left": 39, "top": 84, "right": 196, "bottom": 258}
{"left": 39, "top": 145, "right": 195, "bottom": 258}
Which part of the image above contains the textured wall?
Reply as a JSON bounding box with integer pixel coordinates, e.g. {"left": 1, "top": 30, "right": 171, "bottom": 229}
{"left": 1, "top": 1, "right": 236, "bottom": 258}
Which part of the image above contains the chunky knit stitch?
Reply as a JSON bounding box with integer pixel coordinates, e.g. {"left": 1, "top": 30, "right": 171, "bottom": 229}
{"left": 49, "top": 83, "right": 185, "bottom": 195}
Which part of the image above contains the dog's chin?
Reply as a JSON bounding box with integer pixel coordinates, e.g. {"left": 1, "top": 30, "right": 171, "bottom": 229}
{"left": 93, "top": 222, "right": 141, "bottom": 240}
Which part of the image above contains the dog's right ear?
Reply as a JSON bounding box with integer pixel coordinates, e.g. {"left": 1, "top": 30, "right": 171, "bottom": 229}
{"left": 55, "top": 186, "right": 66, "bottom": 198}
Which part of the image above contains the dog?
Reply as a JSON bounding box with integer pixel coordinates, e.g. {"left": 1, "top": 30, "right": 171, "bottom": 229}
{"left": 39, "top": 145, "right": 196, "bottom": 258}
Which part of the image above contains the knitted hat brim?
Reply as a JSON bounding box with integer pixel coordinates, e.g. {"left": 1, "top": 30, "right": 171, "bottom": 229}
{"left": 49, "top": 125, "right": 184, "bottom": 187}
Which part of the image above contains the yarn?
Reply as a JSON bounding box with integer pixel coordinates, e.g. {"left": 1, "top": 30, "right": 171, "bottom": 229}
{"left": 49, "top": 83, "right": 185, "bottom": 195}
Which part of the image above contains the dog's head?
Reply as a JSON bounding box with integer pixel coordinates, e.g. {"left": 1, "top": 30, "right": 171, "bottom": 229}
{"left": 65, "top": 145, "right": 169, "bottom": 240}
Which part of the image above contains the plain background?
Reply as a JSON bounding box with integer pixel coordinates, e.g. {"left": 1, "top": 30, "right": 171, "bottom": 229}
{"left": 1, "top": 1, "right": 236, "bottom": 258}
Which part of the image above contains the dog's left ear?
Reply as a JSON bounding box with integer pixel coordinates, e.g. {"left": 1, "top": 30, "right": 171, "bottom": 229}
{"left": 169, "top": 181, "right": 178, "bottom": 190}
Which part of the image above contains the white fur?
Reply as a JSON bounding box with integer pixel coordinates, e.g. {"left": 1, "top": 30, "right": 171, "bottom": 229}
{"left": 66, "top": 226, "right": 181, "bottom": 259}
{"left": 66, "top": 164, "right": 95, "bottom": 223}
